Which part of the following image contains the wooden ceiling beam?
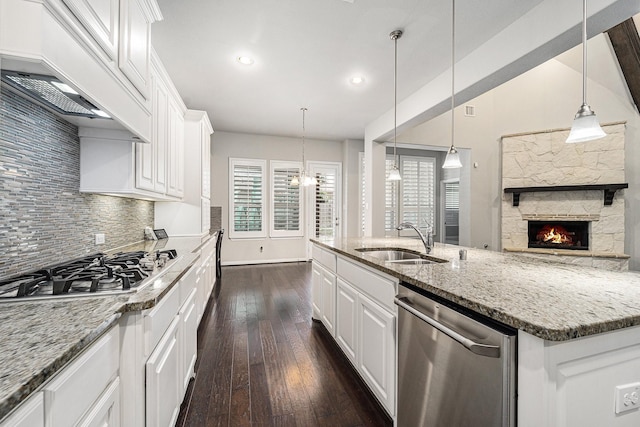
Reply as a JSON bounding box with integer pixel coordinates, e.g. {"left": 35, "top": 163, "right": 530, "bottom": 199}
{"left": 607, "top": 18, "right": 640, "bottom": 113}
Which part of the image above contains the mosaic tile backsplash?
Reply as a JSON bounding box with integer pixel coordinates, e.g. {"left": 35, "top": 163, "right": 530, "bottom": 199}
{"left": 0, "top": 86, "right": 154, "bottom": 278}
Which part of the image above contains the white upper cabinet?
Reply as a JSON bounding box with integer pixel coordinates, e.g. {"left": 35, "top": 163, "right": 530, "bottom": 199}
{"left": 63, "top": 0, "right": 120, "bottom": 60}
{"left": 118, "top": 0, "right": 161, "bottom": 99}
{"left": 155, "top": 109, "right": 214, "bottom": 236}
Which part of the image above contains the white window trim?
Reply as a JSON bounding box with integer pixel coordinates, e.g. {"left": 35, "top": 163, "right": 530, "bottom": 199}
{"left": 229, "top": 158, "right": 267, "bottom": 239}
{"left": 270, "top": 160, "right": 303, "bottom": 238}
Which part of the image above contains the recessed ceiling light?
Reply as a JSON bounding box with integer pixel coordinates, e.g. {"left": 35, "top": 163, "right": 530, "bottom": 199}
{"left": 350, "top": 76, "right": 365, "bottom": 85}
{"left": 237, "top": 56, "right": 254, "bottom": 66}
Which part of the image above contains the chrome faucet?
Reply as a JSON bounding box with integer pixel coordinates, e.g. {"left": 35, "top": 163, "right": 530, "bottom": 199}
{"left": 397, "top": 222, "right": 433, "bottom": 254}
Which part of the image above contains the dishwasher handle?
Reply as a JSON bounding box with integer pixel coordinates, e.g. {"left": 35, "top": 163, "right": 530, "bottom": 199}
{"left": 395, "top": 297, "right": 501, "bottom": 358}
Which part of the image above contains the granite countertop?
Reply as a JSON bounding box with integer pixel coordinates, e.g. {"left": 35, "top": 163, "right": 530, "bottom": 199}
{"left": 0, "top": 233, "right": 216, "bottom": 421}
{"left": 311, "top": 237, "right": 640, "bottom": 342}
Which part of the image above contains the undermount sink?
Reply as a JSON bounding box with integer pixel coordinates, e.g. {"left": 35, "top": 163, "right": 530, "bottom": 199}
{"left": 355, "top": 248, "right": 447, "bottom": 265}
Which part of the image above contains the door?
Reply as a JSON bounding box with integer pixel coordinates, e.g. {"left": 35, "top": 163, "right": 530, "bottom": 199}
{"left": 336, "top": 278, "right": 358, "bottom": 364}
{"left": 358, "top": 292, "right": 395, "bottom": 413}
{"left": 307, "top": 162, "right": 342, "bottom": 257}
{"left": 146, "top": 317, "right": 180, "bottom": 427}
{"left": 441, "top": 179, "right": 460, "bottom": 245}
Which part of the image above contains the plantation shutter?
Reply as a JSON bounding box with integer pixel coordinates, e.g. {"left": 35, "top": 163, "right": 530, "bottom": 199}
{"left": 400, "top": 156, "right": 435, "bottom": 229}
{"left": 271, "top": 162, "right": 302, "bottom": 237}
{"left": 315, "top": 172, "right": 336, "bottom": 239}
{"left": 229, "top": 158, "right": 266, "bottom": 238}
{"left": 385, "top": 157, "right": 398, "bottom": 232}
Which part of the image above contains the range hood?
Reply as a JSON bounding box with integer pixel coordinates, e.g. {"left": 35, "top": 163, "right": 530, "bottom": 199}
{"left": 1, "top": 70, "right": 111, "bottom": 120}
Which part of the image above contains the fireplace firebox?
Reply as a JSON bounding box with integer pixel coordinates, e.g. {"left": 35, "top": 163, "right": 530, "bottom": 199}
{"left": 528, "top": 221, "right": 589, "bottom": 251}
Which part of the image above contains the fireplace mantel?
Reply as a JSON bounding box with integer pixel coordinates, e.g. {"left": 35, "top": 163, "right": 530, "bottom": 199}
{"left": 504, "top": 183, "right": 628, "bottom": 207}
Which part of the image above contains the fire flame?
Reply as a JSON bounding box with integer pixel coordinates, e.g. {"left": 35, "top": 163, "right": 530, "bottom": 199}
{"left": 536, "top": 225, "right": 573, "bottom": 245}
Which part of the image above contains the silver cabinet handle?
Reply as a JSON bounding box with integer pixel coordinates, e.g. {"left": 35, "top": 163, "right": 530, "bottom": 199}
{"left": 394, "top": 297, "right": 501, "bottom": 358}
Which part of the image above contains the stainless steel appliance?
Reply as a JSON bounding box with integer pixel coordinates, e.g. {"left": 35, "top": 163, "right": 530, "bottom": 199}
{"left": 0, "top": 249, "right": 178, "bottom": 300}
{"left": 395, "top": 286, "right": 516, "bottom": 427}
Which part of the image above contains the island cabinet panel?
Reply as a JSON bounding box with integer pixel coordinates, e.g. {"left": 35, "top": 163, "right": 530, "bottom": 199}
{"left": 336, "top": 278, "right": 358, "bottom": 364}
{"left": 43, "top": 326, "right": 120, "bottom": 427}
{"left": 518, "top": 326, "right": 640, "bottom": 427}
{"left": 311, "top": 261, "right": 336, "bottom": 337}
{"left": 0, "top": 392, "right": 43, "bottom": 427}
{"left": 357, "top": 292, "right": 395, "bottom": 413}
{"left": 311, "top": 244, "right": 398, "bottom": 418}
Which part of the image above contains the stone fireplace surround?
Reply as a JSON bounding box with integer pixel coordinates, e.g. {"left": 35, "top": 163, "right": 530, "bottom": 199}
{"left": 501, "top": 122, "right": 629, "bottom": 271}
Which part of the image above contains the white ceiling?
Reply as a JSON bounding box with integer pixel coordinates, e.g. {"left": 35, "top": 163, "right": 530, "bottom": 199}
{"left": 150, "top": 0, "right": 633, "bottom": 142}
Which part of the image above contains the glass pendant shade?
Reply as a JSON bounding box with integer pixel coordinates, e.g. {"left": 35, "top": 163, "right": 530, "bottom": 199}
{"left": 442, "top": 0, "right": 462, "bottom": 170}
{"left": 566, "top": 0, "right": 606, "bottom": 143}
{"left": 290, "top": 175, "right": 300, "bottom": 186}
{"left": 302, "top": 174, "right": 317, "bottom": 187}
{"left": 387, "top": 166, "right": 402, "bottom": 181}
{"left": 566, "top": 104, "right": 606, "bottom": 143}
{"left": 443, "top": 146, "right": 462, "bottom": 169}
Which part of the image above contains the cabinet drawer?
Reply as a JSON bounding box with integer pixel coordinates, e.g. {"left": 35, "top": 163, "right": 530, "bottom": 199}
{"left": 145, "top": 284, "right": 180, "bottom": 354}
{"left": 313, "top": 245, "right": 337, "bottom": 273}
{"left": 43, "top": 326, "right": 119, "bottom": 427}
{"left": 337, "top": 257, "right": 396, "bottom": 312}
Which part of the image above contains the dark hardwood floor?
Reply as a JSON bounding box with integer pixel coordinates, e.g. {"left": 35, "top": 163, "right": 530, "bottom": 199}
{"left": 176, "top": 262, "right": 392, "bottom": 427}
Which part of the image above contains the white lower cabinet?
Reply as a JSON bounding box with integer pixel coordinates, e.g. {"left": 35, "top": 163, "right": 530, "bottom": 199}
{"left": 146, "top": 316, "right": 181, "bottom": 427}
{"left": 336, "top": 278, "right": 358, "bottom": 364}
{"left": 311, "top": 262, "right": 336, "bottom": 337}
{"left": 77, "top": 377, "right": 120, "bottom": 427}
{"left": 357, "top": 292, "right": 395, "bottom": 411}
{"left": 43, "top": 326, "right": 120, "bottom": 426}
{"left": 0, "top": 392, "right": 43, "bottom": 427}
{"left": 312, "top": 244, "right": 398, "bottom": 418}
{"left": 179, "top": 288, "right": 198, "bottom": 395}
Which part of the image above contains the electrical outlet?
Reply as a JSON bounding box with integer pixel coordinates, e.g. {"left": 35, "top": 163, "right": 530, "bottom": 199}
{"left": 615, "top": 382, "right": 640, "bottom": 414}
{"left": 95, "top": 233, "right": 105, "bottom": 245}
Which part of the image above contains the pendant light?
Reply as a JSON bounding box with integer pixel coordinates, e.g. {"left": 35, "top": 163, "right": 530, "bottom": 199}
{"left": 443, "top": 0, "right": 462, "bottom": 169}
{"left": 387, "top": 29, "right": 403, "bottom": 181}
{"left": 291, "top": 107, "right": 317, "bottom": 187}
{"left": 566, "top": 0, "right": 606, "bottom": 143}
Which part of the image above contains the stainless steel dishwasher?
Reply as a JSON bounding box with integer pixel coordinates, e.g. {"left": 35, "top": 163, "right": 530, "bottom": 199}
{"left": 395, "top": 286, "right": 516, "bottom": 427}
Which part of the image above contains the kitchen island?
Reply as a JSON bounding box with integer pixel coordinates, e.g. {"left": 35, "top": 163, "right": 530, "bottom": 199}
{"left": 312, "top": 237, "right": 640, "bottom": 427}
{"left": 0, "top": 234, "right": 217, "bottom": 425}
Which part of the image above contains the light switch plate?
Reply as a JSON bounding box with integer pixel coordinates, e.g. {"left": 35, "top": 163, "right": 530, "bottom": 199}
{"left": 95, "top": 233, "right": 105, "bottom": 245}
{"left": 615, "top": 382, "right": 640, "bottom": 414}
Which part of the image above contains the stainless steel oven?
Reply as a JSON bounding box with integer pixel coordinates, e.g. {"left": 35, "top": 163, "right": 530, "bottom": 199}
{"left": 395, "top": 286, "right": 516, "bottom": 427}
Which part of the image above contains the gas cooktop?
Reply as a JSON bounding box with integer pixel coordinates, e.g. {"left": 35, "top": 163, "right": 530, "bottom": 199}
{"left": 0, "top": 249, "right": 179, "bottom": 301}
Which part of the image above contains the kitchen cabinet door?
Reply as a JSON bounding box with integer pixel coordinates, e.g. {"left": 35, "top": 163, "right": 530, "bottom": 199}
{"left": 201, "top": 120, "right": 211, "bottom": 199}
{"left": 358, "top": 292, "right": 395, "bottom": 414}
{"left": 119, "top": 0, "right": 152, "bottom": 98}
{"left": 166, "top": 98, "right": 184, "bottom": 198}
{"left": 336, "top": 278, "right": 358, "bottom": 365}
{"left": 312, "top": 262, "right": 336, "bottom": 336}
{"left": 321, "top": 268, "right": 336, "bottom": 337}
{"left": 77, "top": 377, "right": 120, "bottom": 427}
{"left": 146, "top": 316, "right": 180, "bottom": 427}
{"left": 63, "top": 0, "right": 119, "bottom": 60}
{"left": 179, "top": 289, "right": 198, "bottom": 396}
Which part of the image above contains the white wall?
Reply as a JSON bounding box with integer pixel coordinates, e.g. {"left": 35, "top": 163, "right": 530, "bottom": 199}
{"left": 342, "top": 139, "right": 364, "bottom": 238}
{"left": 399, "top": 33, "right": 640, "bottom": 269}
{"left": 211, "top": 131, "right": 343, "bottom": 264}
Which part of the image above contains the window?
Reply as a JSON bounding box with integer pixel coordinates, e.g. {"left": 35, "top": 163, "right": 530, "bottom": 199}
{"left": 400, "top": 156, "right": 436, "bottom": 230}
{"left": 385, "top": 157, "right": 399, "bottom": 232}
{"left": 229, "top": 158, "right": 266, "bottom": 238}
{"left": 270, "top": 161, "right": 303, "bottom": 237}
{"left": 385, "top": 155, "right": 436, "bottom": 235}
